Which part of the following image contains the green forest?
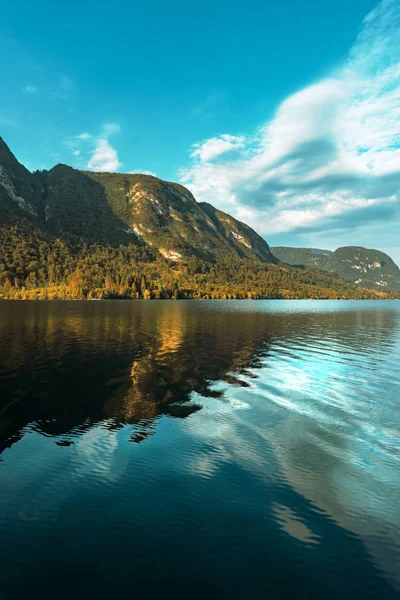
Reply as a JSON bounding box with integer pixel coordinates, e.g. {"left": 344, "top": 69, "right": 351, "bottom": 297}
{"left": 0, "top": 226, "right": 396, "bottom": 301}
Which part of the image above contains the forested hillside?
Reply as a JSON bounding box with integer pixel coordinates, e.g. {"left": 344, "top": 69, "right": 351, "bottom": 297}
{"left": 0, "top": 225, "right": 392, "bottom": 300}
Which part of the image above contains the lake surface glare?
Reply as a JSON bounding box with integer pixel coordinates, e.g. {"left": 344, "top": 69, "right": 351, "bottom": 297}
{"left": 0, "top": 300, "right": 399, "bottom": 599}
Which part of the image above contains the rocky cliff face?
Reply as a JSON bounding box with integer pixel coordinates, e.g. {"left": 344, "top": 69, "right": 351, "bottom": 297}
{"left": 0, "top": 137, "right": 44, "bottom": 222}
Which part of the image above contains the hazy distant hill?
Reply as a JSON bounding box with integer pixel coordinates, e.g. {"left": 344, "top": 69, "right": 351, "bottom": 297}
{"left": 271, "top": 247, "right": 332, "bottom": 269}
{"left": 272, "top": 246, "right": 400, "bottom": 291}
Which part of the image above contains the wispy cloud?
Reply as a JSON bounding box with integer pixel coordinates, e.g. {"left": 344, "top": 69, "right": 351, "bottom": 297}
{"left": 102, "top": 123, "right": 121, "bottom": 136}
{"left": 23, "top": 85, "right": 38, "bottom": 94}
{"left": 189, "top": 90, "right": 226, "bottom": 123}
{"left": 59, "top": 75, "right": 73, "bottom": 91}
{"left": 63, "top": 132, "right": 92, "bottom": 153}
{"left": 52, "top": 75, "right": 74, "bottom": 100}
{"left": 76, "top": 132, "right": 91, "bottom": 140}
{"left": 180, "top": 0, "right": 400, "bottom": 245}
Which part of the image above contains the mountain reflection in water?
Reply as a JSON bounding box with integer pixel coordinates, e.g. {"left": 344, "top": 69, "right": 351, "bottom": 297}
{"left": 0, "top": 300, "right": 399, "bottom": 599}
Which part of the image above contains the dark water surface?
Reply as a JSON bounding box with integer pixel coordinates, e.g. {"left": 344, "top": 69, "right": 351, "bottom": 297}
{"left": 0, "top": 300, "right": 399, "bottom": 599}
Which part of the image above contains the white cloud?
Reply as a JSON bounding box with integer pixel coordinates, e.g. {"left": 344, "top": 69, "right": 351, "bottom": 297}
{"left": 129, "top": 169, "right": 157, "bottom": 176}
{"left": 87, "top": 138, "right": 122, "bottom": 172}
{"left": 86, "top": 122, "right": 122, "bottom": 172}
{"left": 179, "top": 0, "right": 400, "bottom": 250}
{"left": 191, "top": 134, "right": 246, "bottom": 162}
{"left": 64, "top": 124, "right": 122, "bottom": 172}
{"left": 23, "top": 85, "right": 37, "bottom": 94}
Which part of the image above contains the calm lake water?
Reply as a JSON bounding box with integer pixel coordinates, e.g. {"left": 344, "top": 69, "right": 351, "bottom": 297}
{"left": 0, "top": 300, "right": 399, "bottom": 599}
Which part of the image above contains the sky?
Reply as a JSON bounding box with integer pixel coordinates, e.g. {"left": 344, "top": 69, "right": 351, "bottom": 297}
{"left": 1, "top": 0, "right": 399, "bottom": 264}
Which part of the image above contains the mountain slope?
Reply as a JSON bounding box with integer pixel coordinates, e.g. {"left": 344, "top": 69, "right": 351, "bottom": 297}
{"left": 199, "top": 203, "right": 276, "bottom": 262}
{"left": 44, "top": 166, "right": 138, "bottom": 246}
{"left": 272, "top": 245, "right": 400, "bottom": 291}
{"left": 68, "top": 171, "right": 277, "bottom": 262}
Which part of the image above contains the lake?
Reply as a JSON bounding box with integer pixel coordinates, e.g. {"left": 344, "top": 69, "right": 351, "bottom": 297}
{"left": 0, "top": 300, "right": 399, "bottom": 599}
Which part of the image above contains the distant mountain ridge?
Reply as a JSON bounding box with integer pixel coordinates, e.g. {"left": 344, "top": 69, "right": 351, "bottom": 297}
{"left": 271, "top": 247, "right": 331, "bottom": 270}
{"left": 271, "top": 246, "right": 400, "bottom": 291}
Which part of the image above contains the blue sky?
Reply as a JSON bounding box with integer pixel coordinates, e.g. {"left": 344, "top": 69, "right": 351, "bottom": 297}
{"left": 1, "top": 0, "right": 400, "bottom": 264}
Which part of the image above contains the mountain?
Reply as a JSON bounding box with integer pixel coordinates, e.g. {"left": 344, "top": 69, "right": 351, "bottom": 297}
{"left": 0, "top": 136, "right": 396, "bottom": 300}
{"left": 272, "top": 246, "right": 400, "bottom": 291}
{"left": 0, "top": 137, "right": 277, "bottom": 264}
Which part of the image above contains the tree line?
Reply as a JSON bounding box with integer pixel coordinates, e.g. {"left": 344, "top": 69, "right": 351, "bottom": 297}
{"left": 0, "top": 226, "right": 396, "bottom": 301}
